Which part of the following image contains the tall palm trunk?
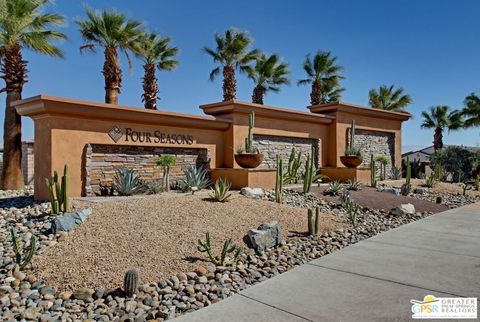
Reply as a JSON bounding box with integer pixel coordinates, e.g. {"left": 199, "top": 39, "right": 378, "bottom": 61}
{"left": 252, "top": 85, "right": 265, "bottom": 104}
{"left": 1, "top": 43, "right": 27, "bottom": 190}
{"left": 433, "top": 127, "right": 443, "bottom": 151}
{"left": 222, "top": 65, "right": 236, "bottom": 101}
{"left": 103, "top": 46, "right": 122, "bottom": 104}
{"left": 310, "top": 80, "right": 321, "bottom": 105}
{"left": 142, "top": 63, "right": 158, "bottom": 109}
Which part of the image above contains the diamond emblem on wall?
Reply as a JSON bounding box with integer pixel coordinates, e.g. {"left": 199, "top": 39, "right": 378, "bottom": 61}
{"left": 108, "top": 126, "right": 123, "bottom": 143}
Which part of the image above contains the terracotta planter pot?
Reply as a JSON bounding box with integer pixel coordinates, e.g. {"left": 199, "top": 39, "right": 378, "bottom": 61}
{"left": 234, "top": 153, "right": 264, "bottom": 169}
{"left": 340, "top": 156, "right": 364, "bottom": 168}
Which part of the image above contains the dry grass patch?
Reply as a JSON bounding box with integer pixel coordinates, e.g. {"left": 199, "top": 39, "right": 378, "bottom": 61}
{"left": 35, "top": 192, "right": 346, "bottom": 291}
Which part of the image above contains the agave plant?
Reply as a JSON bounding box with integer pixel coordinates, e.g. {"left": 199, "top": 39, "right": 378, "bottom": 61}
{"left": 391, "top": 166, "right": 402, "bottom": 180}
{"left": 113, "top": 167, "right": 144, "bottom": 196}
{"left": 346, "top": 179, "right": 361, "bottom": 191}
{"left": 324, "top": 181, "right": 344, "bottom": 196}
{"left": 179, "top": 165, "right": 211, "bottom": 193}
{"left": 144, "top": 180, "right": 163, "bottom": 194}
{"left": 210, "top": 178, "right": 233, "bottom": 202}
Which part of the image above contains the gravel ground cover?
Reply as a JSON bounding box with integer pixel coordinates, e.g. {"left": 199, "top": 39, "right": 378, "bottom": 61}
{"left": 0, "top": 184, "right": 473, "bottom": 321}
{"left": 34, "top": 191, "right": 346, "bottom": 291}
{"left": 380, "top": 179, "right": 480, "bottom": 208}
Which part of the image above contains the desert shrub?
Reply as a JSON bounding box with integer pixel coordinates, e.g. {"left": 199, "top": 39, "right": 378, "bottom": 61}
{"left": 324, "top": 181, "right": 344, "bottom": 196}
{"left": 434, "top": 146, "right": 476, "bottom": 182}
{"left": 210, "top": 178, "right": 233, "bottom": 202}
{"left": 113, "top": 168, "right": 144, "bottom": 196}
{"left": 179, "top": 165, "right": 210, "bottom": 193}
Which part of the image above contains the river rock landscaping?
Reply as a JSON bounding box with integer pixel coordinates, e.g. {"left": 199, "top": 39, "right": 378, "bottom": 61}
{"left": 0, "top": 183, "right": 475, "bottom": 321}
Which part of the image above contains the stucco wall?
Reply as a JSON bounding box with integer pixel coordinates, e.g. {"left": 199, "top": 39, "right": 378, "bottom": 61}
{"left": 85, "top": 144, "right": 210, "bottom": 196}
{"left": 252, "top": 134, "right": 320, "bottom": 169}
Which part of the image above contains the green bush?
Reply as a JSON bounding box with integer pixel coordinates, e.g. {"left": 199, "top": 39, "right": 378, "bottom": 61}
{"left": 433, "top": 146, "right": 476, "bottom": 182}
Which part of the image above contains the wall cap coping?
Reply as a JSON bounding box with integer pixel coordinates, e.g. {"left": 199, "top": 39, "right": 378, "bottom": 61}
{"left": 13, "top": 95, "right": 231, "bottom": 130}
{"left": 309, "top": 101, "right": 411, "bottom": 121}
{"left": 200, "top": 100, "right": 335, "bottom": 124}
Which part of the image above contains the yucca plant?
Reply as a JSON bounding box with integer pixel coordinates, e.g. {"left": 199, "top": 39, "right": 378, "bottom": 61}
{"left": 10, "top": 228, "right": 37, "bottom": 271}
{"left": 156, "top": 155, "right": 176, "bottom": 192}
{"left": 179, "top": 165, "right": 210, "bottom": 193}
{"left": 324, "top": 180, "right": 344, "bottom": 196}
{"left": 210, "top": 178, "right": 233, "bottom": 202}
{"left": 346, "top": 179, "right": 361, "bottom": 191}
{"left": 375, "top": 155, "right": 389, "bottom": 181}
{"left": 113, "top": 167, "right": 144, "bottom": 196}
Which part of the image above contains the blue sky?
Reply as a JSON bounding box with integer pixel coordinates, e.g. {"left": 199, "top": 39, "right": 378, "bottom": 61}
{"left": 3, "top": 0, "right": 480, "bottom": 152}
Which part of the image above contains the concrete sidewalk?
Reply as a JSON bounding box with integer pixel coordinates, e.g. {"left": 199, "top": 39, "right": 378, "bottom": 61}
{"left": 174, "top": 203, "right": 480, "bottom": 322}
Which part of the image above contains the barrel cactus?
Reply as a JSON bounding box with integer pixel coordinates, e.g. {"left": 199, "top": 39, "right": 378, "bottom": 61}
{"left": 123, "top": 269, "right": 139, "bottom": 297}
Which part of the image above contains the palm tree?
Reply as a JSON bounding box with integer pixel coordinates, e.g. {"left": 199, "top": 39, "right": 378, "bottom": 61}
{"left": 368, "top": 85, "right": 412, "bottom": 112}
{"left": 297, "top": 51, "right": 344, "bottom": 105}
{"left": 462, "top": 92, "right": 480, "bottom": 128}
{"left": 203, "top": 28, "right": 259, "bottom": 101}
{"left": 136, "top": 32, "right": 178, "bottom": 109}
{"left": 247, "top": 54, "right": 290, "bottom": 104}
{"left": 421, "top": 105, "right": 464, "bottom": 151}
{"left": 76, "top": 8, "right": 144, "bottom": 105}
{"left": 0, "top": 0, "right": 67, "bottom": 190}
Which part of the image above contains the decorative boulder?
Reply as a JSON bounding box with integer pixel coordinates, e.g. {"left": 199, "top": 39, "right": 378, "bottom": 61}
{"left": 377, "top": 187, "right": 401, "bottom": 195}
{"left": 391, "top": 203, "right": 415, "bottom": 216}
{"left": 240, "top": 187, "right": 264, "bottom": 199}
{"left": 247, "top": 220, "right": 282, "bottom": 253}
{"left": 51, "top": 208, "right": 92, "bottom": 234}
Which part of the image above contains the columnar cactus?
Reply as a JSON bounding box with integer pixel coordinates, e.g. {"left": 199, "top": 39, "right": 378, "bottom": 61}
{"left": 245, "top": 111, "right": 255, "bottom": 153}
{"left": 275, "top": 155, "right": 283, "bottom": 203}
{"left": 307, "top": 207, "right": 320, "bottom": 236}
{"left": 45, "top": 164, "right": 70, "bottom": 214}
{"left": 303, "top": 148, "right": 315, "bottom": 193}
{"left": 123, "top": 269, "right": 139, "bottom": 297}
{"left": 405, "top": 156, "right": 411, "bottom": 186}
{"left": 370, "top": 155, "right": 377, "bottom": 188}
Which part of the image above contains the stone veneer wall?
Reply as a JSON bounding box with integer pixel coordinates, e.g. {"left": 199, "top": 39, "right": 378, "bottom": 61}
{"left": 22, "top": 142, "right": 35, "bottom": 185}
{"left": 84, "top": 144, "right": 210, "bottom": 196}
{"left": 352, "top": 129, "right": 395, "bottom": 174}
{"left": 252, "top": 134, "right": 320, "bottom": 169}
